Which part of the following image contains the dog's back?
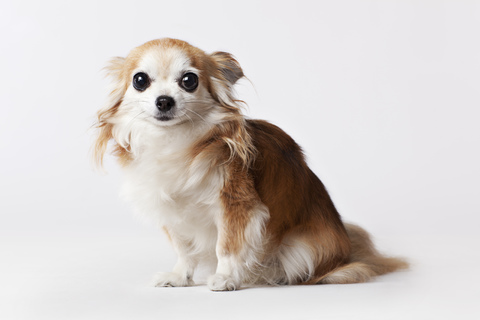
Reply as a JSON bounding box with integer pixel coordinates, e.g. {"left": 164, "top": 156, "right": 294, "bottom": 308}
{"left": 247, "top": 119, "right": 408, "bottom": 285}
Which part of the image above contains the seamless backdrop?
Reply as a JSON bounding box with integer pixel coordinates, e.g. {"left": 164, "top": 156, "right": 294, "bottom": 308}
{"left": 1, "top": 1, "right": 479, "bottom": 319}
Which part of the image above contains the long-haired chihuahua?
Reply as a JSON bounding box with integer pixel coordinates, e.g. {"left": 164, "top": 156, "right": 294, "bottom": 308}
{"left": 93, "top": 38, "right": 407, "bottom": 291}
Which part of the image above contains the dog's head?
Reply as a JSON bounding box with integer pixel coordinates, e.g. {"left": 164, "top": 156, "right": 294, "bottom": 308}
{"left": 94, "top": 38, "right": 245, "bottom": 166}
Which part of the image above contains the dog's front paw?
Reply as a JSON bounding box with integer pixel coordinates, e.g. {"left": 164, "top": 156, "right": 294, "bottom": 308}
{"left": 152, "top": 272, "right": 194, "bottom": 287}
{"left": 207, "top": 273, "right": 239, "bottom": 291}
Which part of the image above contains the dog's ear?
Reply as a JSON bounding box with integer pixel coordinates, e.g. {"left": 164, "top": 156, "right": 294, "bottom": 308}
{"left": 210, "top": 51, "right": 244, "bottom": 85}
{"left": 103, "top": 57, "right": 128, "bottom": 107}
{"left": 93, "top": 57, "right": 127, "bottom": 168}
{"left": 207, "top": 52, "right": 246, "bottom": 112}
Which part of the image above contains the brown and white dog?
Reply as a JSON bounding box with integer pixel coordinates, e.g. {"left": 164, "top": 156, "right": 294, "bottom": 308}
{"left": 93, "top": 38, "right": 407, "bottom": 291}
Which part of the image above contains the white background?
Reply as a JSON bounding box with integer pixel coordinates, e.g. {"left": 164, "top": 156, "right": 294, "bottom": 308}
{"left": 1, "top": 0, "right": 479, "bottom": 319}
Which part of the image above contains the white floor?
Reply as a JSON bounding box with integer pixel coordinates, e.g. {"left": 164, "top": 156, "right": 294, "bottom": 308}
{"left": 2, "top": 234, "right": 478, "bottom": 320}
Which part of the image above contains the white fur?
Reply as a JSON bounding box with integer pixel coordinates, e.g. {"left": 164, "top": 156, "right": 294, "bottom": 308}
{"left": 277, "top": 238, "right": 317, "bottom": 284}
{"left": 116, "top": 116, "right": 226, "bottom": 286}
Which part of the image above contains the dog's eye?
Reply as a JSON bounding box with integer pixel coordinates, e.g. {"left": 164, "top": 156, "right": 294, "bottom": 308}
{"left": 133, "top": 72, "right": 150, "bottom": 91}
{"left": 180, "top": 73, "right": 199, "bottom": 92}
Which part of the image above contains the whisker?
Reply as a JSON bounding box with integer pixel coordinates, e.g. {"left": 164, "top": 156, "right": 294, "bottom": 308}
{"left": 183, "top": 100, "right": 214, "bottom": 105}
{"left": 184, "top": 108, "right": 208, "bottom": 124}
{"left": 182, "top": 112, "right": 195, "bottom": 125}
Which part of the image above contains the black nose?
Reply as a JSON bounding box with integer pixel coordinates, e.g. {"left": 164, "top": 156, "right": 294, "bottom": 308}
{"left": 155, "top": 95, "right": 175, "bottom": 112}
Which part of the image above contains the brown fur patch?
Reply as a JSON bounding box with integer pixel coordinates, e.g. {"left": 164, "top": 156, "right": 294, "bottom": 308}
{"left": 246, "top": 119, "right": 351, "bottom": 278}
{"left": 191, "top": 118, "right": 352, "bottom": 276}
{"left": 190, "top": 117, "right": 255, "bottom": 168}
{"left": 219, "top": 157, "right": 260, "bottom": 255}
{"left": 190, "top": 117, "right": 258, "bottom": 255}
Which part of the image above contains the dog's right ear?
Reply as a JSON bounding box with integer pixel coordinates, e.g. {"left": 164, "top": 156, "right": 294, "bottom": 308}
{"left": 93, "top": 57, "right": 127, "bottom": 168}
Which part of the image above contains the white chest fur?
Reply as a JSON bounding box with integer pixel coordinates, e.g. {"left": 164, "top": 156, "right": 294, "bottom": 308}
{"left": 119, "top": 121, "right": 224, "bottom": 251}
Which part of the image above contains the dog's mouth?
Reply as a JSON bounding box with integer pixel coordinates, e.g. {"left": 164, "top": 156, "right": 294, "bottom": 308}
{"left": 151, "top": 106, "right": 193, "bottom": 126}
{"left": 154, "top": 115, "right": 174, "bottom": 121}
{"left": 153, "top": 108, "right": 176, "bottom": 122}
{"left": 151, "top": 111, "right": 188, "bottom": 126}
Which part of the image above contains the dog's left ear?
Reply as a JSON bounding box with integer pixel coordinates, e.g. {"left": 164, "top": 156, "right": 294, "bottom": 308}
{"left": 210, "top": 51, "right": 244, "bottom": 85}
{"left": 93, "top": 56, "right": 127, "bottom": 168}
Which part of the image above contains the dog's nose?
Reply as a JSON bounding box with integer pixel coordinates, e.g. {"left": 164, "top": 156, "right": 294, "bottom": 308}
{"left": 155, "top": 95, "right": 176, "bottom": 112}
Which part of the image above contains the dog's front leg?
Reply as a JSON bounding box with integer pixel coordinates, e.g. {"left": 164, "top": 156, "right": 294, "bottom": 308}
{"left": 153, "top": 227, "right": 198, "bottom": 287}
{"left": 208, "top": 177, "right": 269, "bottom": 291}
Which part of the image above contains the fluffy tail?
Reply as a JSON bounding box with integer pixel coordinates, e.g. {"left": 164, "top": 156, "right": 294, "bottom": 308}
{"left": 316, "top": 223, "right": 408, "bottom": 284}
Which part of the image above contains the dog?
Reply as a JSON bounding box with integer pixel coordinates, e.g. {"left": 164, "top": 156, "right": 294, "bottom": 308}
{"left": 93, "top": 38, "right": 407, "bottom": 291}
